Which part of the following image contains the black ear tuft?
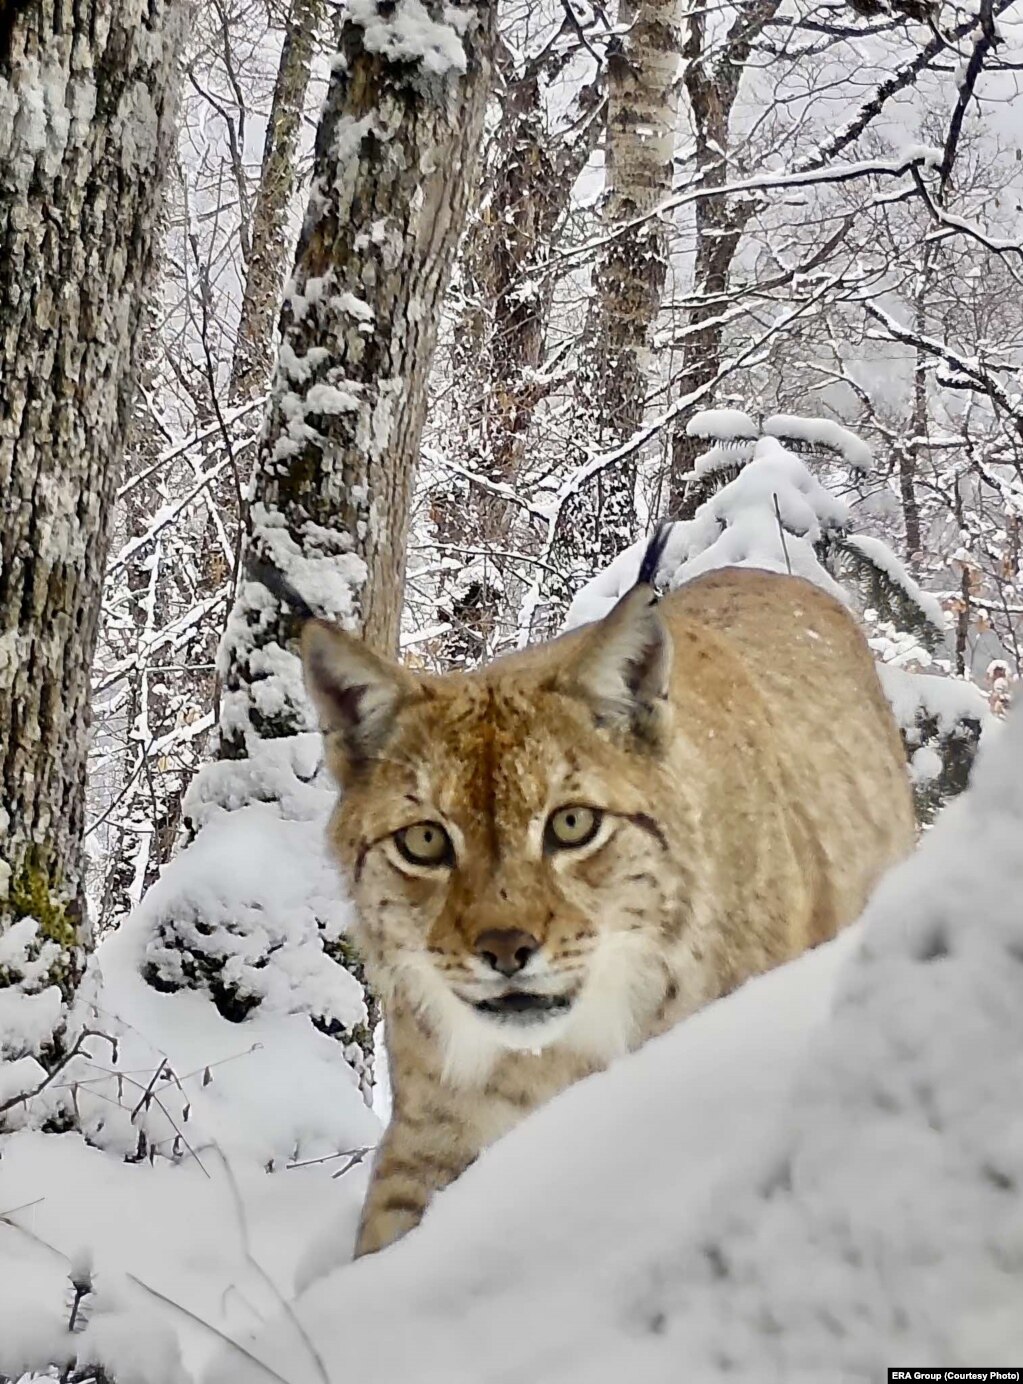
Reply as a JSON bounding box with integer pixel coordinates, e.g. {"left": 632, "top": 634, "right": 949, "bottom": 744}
{"left": 246, "top": 557, "right": 318, "bottom": 623}
{"left": 635, "top": 521, "right": 673, "bottom": 592}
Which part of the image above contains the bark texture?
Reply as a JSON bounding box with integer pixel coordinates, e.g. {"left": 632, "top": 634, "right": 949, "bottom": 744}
{"left": 668, "top": 0, "right": 779, "bottom": 514}
{"left": 0, "top": 0, "right": 185, "bottom": 992}
{"left": 218, "top": 0, "right": 496, "bottom": 755}
{"left": 579, "top": 0, "right": 682, "bottom": 558}
{"left": 229, "top": 0, "right": 324, "bottom": 403}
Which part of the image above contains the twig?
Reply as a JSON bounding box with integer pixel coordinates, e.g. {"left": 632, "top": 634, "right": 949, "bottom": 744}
{"left": 286, "top": 1146, "right": 375, "bottom": 1172}
{"left": 1, "top": 1193, "right": 296, "bottom": 1384}
{"left": 0, "top": 1029, "right": 117, "bottom": 1119}
{"left": 331, "top": 1147, "right": 372, "bottom": 1180}
{"left": 0, "top": 1197, "right": 45, "bottom": 1218}
{"left": 559, "top": 0, "right": 603, "bottom": 66}
{"left": 125, "top": 1273, "right": 297, "bottom": 1384}
{"left": 939, "top": 0, "right": 999, "bottom": 197}
{"left": 773, "top": 494, "right": 793, "bottom": 575}
{"left": 214, "top": 1147, "right": 332, "bottom": 1384}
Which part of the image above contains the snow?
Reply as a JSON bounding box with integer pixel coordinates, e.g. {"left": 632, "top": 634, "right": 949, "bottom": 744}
{"left": 0, "top": 807, "right": 380, "bottom": 1383}
{"left": 693, "top": 440, "right": 755, "bottom": 478}
{"left": 0, "top": 1126, "right": 374, "bottom": 1384}
{"left": 202, "top": 697, "right": 1023, "bottom": 1384}
{"left": 137, "top": 808, "right": 367, "bottom": 1053}
{"left": 879, "top": 664, "right": 993, "bottom": 741}
{"left": 301, "top": 383, "right": 362, "bottom": 416}
{"left": 685, "top": 407, "right": 758, "bottom": 440}
{"left": 565, "top": 435, "right": 853, "bottom": 630}
{"left": 908, "top": 743, "right": 943, "bottom": 784}
{"left": 332, "top": 292, "right": 374, "bottom": 323}
{"left": 348, "top": 0, "right": 468, "bottom": 78}
{"left": 0, "top": 918, "right": 62, "bottom": 991}
{"left": 763, "top": 413, "right": 872, "bottom": 470}
{"left": 0, "top": 986, "right": 62, "bottom": 1066}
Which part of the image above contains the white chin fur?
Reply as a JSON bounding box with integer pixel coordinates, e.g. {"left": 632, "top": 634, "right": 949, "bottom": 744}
{"left": 398, "top": 933, "right": 667, "bottom": 1089}
{"left": 561, "top": 931, "right": 669, "bottom": 1064}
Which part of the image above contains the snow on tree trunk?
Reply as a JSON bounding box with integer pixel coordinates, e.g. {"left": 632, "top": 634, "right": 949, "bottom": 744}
{"left": 189, "top": 0, "right": 326, "bottom": 809}
{"left": 0, "top": 0, "right": 185, "bottom": 1009}
{"left": 221, "top": 0, "right": 496, "bottom": 693}
{"left": 571, "top": 0, "right": 681, "bottom": 560}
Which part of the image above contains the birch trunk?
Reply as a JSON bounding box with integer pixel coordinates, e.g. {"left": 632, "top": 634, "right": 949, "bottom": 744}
{"left": 0, "top": 0, "right": 185, "bottom": 998}
{"left": 582, "top": 0, "right": 681, "bottom": 558}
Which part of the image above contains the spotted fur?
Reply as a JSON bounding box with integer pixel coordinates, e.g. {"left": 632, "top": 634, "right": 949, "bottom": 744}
{"left": 302, "top": 567, "right": 915, "bottom": 1258}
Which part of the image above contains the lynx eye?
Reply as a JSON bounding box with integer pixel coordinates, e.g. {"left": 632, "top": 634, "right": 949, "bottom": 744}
{"left": 394, "top": 821, "right": 453, "bottom": 868}
{"left": 545, "top": 806, "right": 602, "bottom": 851}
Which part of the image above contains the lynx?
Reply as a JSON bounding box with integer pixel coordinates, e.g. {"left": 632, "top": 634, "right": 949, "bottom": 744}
{"left": 302, "top": 563, "right": 915, "bottom": 1258}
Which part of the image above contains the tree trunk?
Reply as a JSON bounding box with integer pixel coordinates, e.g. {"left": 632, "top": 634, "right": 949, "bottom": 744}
{"left": 229, "top": 0, "right": 324, "bottom": 403}
{"left": 667, "top": 0, "right": 779, "bottom": 515}
{"left": 579, "top": 0, "right": 682, "bottom": 560}
{"left": 189, "top": 0, "right": 325, "bottom": 794}
{"left": 218, "top": 0, "right": 496, "bottom": 739}
{"left": 0, "top": 0, "right": 185, "bottom": 999}
{"left": 434, "top": 39, "right": 603, "bottom": 663}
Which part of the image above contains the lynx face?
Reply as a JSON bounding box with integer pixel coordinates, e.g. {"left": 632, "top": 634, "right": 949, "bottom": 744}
{"left": 303, "top": 567, "right": 917, "bottom": 1258}
{"left": 303, "top": 592, "right": 696, "bottom": 1082}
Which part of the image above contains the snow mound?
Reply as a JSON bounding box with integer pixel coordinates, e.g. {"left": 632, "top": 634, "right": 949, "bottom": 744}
{"left": 139, "top": 803, "right": 366, "bottom": 1042}
{"left": 207, "top": 700, "right": 1023, "bottom": 1383}
{"left": 565, "top": 436, "right": 851, "bottom": 630}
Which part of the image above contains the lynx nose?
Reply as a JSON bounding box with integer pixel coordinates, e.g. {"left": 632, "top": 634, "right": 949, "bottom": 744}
{"left": 475, "top": 928, "right": 539, "bottom": 977}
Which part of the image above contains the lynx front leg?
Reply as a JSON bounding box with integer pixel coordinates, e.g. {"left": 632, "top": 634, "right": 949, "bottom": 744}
{"left": 354, "top": 1101, "right": 479, "bottom": 1258}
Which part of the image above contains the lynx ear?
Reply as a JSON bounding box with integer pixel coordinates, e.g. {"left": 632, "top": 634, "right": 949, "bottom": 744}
{"left": 563, "top": 586, "right": 672, "bottom": 745}
{"left": 301, "top": 620, "right": 420, "bottom": 777}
